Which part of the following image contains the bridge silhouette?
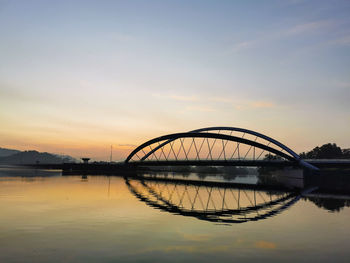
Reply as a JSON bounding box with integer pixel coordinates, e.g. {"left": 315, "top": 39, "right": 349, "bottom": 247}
{"left": 125, "top": 127, "right": 319, "bottom": 170}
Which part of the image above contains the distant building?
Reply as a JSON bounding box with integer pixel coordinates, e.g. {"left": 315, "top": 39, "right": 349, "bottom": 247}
{"left": 81, "top": 158, "right": 90, "bottom": 164}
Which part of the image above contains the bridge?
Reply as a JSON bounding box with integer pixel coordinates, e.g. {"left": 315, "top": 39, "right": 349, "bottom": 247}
{"left": 125, "top": 127, "right": 319, "bottom": 170}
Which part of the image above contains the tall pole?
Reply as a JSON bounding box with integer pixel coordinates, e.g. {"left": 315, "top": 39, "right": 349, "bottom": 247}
{"left": 110, "top": 145, "right": 113, "bottom": 163}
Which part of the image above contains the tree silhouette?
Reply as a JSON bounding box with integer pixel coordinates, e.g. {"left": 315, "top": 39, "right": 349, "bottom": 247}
{"left": 300, "top": 143, "right": 347, "bottom": 159}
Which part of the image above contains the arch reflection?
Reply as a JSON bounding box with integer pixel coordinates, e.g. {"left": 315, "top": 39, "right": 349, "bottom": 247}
{"left": 124, "top": 177, "right": 300, "bottom": 224}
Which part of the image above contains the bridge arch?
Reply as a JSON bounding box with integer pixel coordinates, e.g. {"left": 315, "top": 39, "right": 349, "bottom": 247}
{"left": 125, "top": 127, "right": 318, "bottom": 170}
{"left": 190, "top": 127, "right": 300, "bottom": 159}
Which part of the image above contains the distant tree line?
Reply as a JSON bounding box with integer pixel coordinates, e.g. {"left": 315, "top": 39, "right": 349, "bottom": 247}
{"left": 300, "top": 143, "right": 350, "bottom": 159}
{"left": 258, "top": 143, "right": 350, "bottom": 175}
{"left": 0, "top": 150, "right": 77, "bottom": 164}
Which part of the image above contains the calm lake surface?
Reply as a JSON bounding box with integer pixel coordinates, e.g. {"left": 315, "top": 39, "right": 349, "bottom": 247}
{"left": 1, "top": 167, "right": 350, "bottom": 262}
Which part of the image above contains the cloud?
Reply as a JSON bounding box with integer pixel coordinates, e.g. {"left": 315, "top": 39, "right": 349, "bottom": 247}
{"left": 229, "top": 40, "right": 256, "bottom": 53}
{"left": 169, "top": 95, "right": 198, "bottom": 101}
{"left": 209, "top": 97, "right": 235, "bottom": 103}
{"left": 185, "top": 106, "right": 216, "bottom": 112}
{"left": 152, "top": 93, "right": 198, "bottom": 102}
{"left": 224, "top": 19, "right": 342, "bottom": 56}
{"left": 208, "top": 97, "right": 277, "bottom": 110}
{"left": 285, "top": 20, "right": 335, "bottom": 35}
{"left": 117, "top": 143, "right": 137, "bottom": 147}
{"left": 153, "top": 93, "right": 279, "bottom": 112}
{"left": 327, "top": 35, "right": 350, "bottom": 46}
{"left": 250, "top": 101, "right": 276, "bottom": 109}
{"left": 152, "top": 92, "right": 280, "bottom": 113}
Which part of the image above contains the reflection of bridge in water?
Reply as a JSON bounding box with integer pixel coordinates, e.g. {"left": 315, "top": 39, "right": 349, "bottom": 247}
{"left": 125, "top": 176, "right": 301, "bottom": 224}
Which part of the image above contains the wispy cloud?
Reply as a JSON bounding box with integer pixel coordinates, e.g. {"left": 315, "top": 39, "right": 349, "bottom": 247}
{"left": 209, "top": 96, "right": 236, "bottom": 103}
{"left": 229, "top": 40, "right": 256, "bottom": 53}
{"left": 152, "top": 93, "right": 198, "bottom": 101}
{"left": 250, "top": 101, "right": 276, "bottom": 109}
{"left": 170, "top": 95, "right": 198, "bottom": 101}
{"left": 153, "top": 93, "right": 278, "bottom": 112}
{"left": 227, "top": 100, "right": 276, "bottom": 110}
{"left": 185, "top": 106, "right": 216, "bottom": 112}
{"left": 117, "top": 143, "right": 137, "bottom": 147}
{"left": 327, "top": 35, "right": 350, "bottom": 46}
{"left": 285, "top": 20, "right": 334, "bottom": 35}
{"left": 225, "top": 19, "right": 342, "bottom": 55}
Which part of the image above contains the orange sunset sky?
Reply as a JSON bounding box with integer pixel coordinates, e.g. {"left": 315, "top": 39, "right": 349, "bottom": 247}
{"left": 1, "top": 1, "right": 349, "bottom": 161}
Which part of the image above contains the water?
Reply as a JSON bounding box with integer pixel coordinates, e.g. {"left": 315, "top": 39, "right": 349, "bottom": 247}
{"left": 1, "top": 167, "right": 350, "bottom": 262}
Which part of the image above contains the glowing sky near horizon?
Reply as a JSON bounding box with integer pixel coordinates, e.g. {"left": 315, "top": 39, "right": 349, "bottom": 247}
{"left": 0, "top": 0, "right": 349, "bottom": 161}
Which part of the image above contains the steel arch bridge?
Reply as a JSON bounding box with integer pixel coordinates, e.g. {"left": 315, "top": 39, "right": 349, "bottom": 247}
{"left": 125, "top": 177, "right": 300, "bottom": 224}
{"left": 125, "top": 127, "right": 318, "bottom": 170}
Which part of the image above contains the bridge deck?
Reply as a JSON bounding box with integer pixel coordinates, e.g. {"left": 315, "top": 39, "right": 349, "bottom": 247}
{"left": 127, "top": 160, "right": 296, "bottom": 167}
{"left": 127, "top": 159, "right": 350, "bottom": 168}
{"left": 307, "top": 159, "right": 350, "bottom": 168}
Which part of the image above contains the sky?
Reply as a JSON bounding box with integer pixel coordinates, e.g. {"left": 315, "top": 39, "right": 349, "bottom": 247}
{"left": 0, "top": 0, "right": 349, "bottom": 161}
